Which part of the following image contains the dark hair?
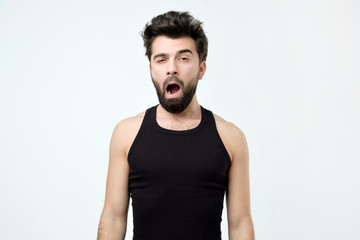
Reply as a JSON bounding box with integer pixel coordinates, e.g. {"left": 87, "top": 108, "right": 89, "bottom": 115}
{"left": 141, "top": 11, "right": 208, "bottom": 62}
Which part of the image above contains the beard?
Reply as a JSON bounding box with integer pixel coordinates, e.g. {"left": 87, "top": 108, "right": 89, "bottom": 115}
{"left": 152, "top": 74, "right": 199, "bottom": 114}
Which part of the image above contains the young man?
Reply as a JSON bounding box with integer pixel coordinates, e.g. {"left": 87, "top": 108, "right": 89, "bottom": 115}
{"left": 97, "top": 11, "right": 254, "bottom": 240}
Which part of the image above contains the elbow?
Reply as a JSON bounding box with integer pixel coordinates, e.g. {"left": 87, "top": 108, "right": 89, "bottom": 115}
{"left": 228, "top": 216, "right": 255, "bottom": 240}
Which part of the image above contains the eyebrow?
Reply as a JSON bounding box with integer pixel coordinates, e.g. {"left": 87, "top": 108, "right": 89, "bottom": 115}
{"left": 178, "top": 49, "right": 193, "bottom": 55}
{"left": 152, "top": 49, "right": 193, "bottom": 60}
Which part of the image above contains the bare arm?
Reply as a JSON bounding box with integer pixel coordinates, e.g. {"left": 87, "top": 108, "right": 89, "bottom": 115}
{"left": 215, "top": 116, "right": 255, "bottom": 240}
{"left": 98, "top": 115, "right": 143, "bottom": 240}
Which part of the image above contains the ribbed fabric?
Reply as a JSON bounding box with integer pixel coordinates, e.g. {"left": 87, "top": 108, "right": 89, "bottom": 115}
{"left": 128, "top": 105, "right": 231, "bottom": 240}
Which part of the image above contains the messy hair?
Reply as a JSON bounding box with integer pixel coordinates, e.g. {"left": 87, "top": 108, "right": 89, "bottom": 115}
{"left": 141, "top": 11, "right": 208, "bottom": 62}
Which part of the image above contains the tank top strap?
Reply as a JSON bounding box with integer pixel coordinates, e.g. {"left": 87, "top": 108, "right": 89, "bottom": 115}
{"left": 143, "top": 105, "right": 157, "bottom": 126}
{"left": 201, "top": 106, "right": 219, "bottom": 133}
{"left": 201, "top": 107, "right": 231, "bottom": 164}
{"left": 201, "top": 106, "right": 214, "bottom": 125}
{"left": 127, "top": 105, "right": 157, "bottom": 160}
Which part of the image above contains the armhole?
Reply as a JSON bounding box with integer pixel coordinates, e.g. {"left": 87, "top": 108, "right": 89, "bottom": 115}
{"left": 127, "top": 108, "right": 151, "bottom": 163}
{"left": 208, "top": 111, "right": 232, "bottom": 170}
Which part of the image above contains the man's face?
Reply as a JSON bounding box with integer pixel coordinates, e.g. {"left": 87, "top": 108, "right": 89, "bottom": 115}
{"left": 150, "top": 36, "right": 206, "bottom": 114}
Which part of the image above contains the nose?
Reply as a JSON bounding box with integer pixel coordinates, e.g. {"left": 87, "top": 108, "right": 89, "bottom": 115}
{"left": 166, "top": 60, "right": 178, "bottom": 76}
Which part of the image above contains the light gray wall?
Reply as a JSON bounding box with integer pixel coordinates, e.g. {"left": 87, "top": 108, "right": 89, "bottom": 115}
{"left": 1, "top": 0, "right": 359, "bottom": 239}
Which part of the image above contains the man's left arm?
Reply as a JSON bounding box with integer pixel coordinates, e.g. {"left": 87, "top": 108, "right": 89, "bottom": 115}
{"left": 220, "top": 122, "right": 255, "bottom": 240}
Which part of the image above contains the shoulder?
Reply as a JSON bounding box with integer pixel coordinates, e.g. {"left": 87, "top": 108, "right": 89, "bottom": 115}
{"left": 110, "top": 111, "right": 146, "bottom": 156}
{"left": 113, "top": 111, "right": 146, "bottom": 135}
{"left": 213, "top": 113, "right": 248, "bottom": 162}
{"left": 213, "top": 113, "right": 246, "bottom": 140}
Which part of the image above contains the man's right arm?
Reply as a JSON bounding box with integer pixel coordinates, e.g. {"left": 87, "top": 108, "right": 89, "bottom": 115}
{"left": 97, "top": 115, "right": 143, "bottom": 240}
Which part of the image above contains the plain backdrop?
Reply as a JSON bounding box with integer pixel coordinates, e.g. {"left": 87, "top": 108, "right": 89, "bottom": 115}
{"left": 1, "top": 0, "right": 359, "bottom": 239}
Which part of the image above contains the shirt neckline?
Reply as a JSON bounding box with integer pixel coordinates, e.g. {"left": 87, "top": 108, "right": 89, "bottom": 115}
{"left": 152, "top": 105, "right": 206, "bottom": 135}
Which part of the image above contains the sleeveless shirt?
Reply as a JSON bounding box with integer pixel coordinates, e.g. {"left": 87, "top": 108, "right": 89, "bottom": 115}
{"left": 128, "top": 105, "right": 231, "bottom": 240}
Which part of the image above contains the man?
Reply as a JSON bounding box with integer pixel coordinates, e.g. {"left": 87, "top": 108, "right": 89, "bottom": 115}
{"left": 97, "top": 11, "right": 254, "bottom": 240}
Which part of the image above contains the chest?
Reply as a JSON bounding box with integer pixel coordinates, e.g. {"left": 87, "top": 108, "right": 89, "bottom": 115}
{"left": 128, "top": 132, "right": 230, "bottom": 186}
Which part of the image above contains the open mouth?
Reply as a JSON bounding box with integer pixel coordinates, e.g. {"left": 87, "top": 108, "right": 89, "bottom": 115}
{"left": 166, "top": 83, "right": 181, "bottom": 95}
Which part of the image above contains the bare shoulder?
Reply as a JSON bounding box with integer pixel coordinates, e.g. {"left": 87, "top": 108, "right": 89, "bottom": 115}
{"left": 213, "top": 113, "right": 247, "bottom": 142}
{"left": 110, "top": 111, "right": 146, "bottom": 157}
{"left": 213, "top": 113, "right": 248, "bottom": 162}
{"left": 113, "top": 111, "right": 145, "bottom": 135}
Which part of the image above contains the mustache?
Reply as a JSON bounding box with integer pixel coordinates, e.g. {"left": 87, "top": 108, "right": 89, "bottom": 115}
{"left": 162, "top": 76, "right": 184, "bottom": 89}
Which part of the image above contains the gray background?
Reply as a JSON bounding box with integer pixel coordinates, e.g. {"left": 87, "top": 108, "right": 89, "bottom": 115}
{"left": 1, "top": 0, "right": 359, "bottom": 239}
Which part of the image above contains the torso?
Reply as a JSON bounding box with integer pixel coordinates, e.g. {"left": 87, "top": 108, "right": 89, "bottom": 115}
{"left": 126, "top": 105, "right": 231, "bottom": 240}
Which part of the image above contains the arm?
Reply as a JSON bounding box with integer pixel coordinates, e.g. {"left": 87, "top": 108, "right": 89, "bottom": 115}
{"left": 215, "top": 117, "right": 255, "bottom": 240}
{"left": 226, "top": 125, "right": 254, "bottom": 240}
{"left": 98, "top": 116, "right": 142, "bottom": 240}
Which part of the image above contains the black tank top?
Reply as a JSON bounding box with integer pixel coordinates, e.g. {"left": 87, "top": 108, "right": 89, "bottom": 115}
{"left": 128, "top": 105, "right": 231, "bottom": 240}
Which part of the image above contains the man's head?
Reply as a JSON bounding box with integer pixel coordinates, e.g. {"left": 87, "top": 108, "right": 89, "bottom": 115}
{"left": 141, "top": 11, "right": 208, "bottom": 63}
{"left": 141, "top": 11, "right": 208, "bottom": 114}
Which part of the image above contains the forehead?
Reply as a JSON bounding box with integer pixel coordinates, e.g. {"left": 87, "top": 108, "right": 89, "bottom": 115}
{"left": 151, "top": 36, "right": 198, "bottom": 57}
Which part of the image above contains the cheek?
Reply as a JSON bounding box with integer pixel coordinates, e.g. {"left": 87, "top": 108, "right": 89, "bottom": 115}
{"left": 182, "top": 64, "right": 197, "bottom": 73}
{"left": 150, "top": 65, "right": 165, "bottom": 77}
{"left": 186, "top": 65, "right": 201, "bottom": 77}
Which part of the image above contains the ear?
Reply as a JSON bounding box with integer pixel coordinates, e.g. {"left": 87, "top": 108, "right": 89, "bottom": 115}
{"left": 198, "top": 61, "right": 207, "bottom": 80}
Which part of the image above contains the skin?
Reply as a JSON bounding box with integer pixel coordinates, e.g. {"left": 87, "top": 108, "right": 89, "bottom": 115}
{"left": 97, "top": 36, "right": 254, "bottom": 240}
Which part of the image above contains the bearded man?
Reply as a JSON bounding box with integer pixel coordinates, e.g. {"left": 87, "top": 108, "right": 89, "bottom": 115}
{"left": 97, "top": 11, "right": 255, "bottom": 240}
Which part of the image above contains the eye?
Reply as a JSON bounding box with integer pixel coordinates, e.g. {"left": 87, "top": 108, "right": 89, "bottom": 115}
{"left": 179, "top": 57, "right": 189, "bottom": 61}
{"left": 157, "top": 58, "right": 166, "bottom": 63}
